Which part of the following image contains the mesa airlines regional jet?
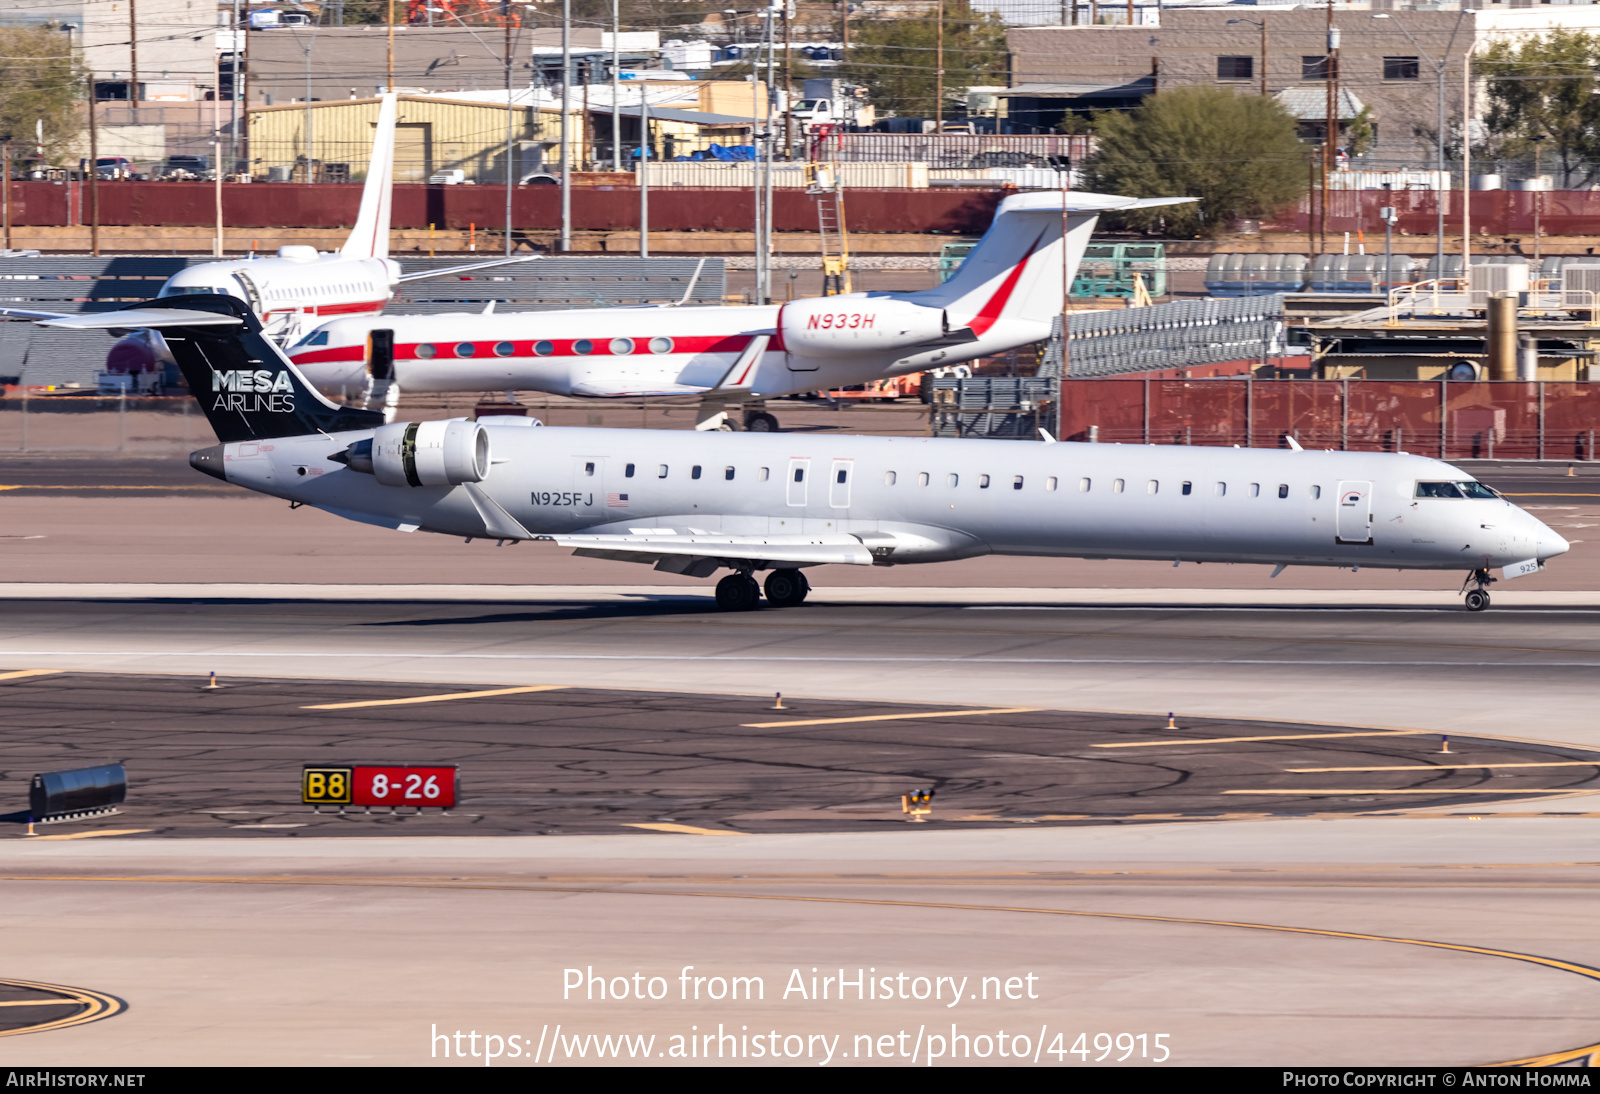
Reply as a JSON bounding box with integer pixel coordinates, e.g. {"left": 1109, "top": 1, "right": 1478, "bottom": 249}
{"left": 57, "top": 295, "right": 1567, "bottom": 614}
{"left": 284, "top": 191, "right": 1190, "bottom": 430}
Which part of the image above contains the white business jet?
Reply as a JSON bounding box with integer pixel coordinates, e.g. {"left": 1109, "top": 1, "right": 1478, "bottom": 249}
{"left": 43, "top": 295, "right": 1569, "bottom": 614}
{"left": 1, "top": 94, "right": 533, "bottom": 368}
{"left": 284, "top": 190, "right": 1181, "bottom": 431}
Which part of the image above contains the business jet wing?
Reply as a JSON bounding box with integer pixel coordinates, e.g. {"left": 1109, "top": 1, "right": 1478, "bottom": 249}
{"left": 0, "top": 306, "right": 75, "bottom": 322}
{"left": 34, "top": 309, "right": 246, "bottom": 329}
{"left": 536, "top": 531, "right": 874, "bottom": 571}
{"left": 396, "top": 256, "right": 541, "bottom": 283}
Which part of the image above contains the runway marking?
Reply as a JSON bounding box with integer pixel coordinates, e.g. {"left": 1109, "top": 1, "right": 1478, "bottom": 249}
{"left": 1288, "top": 761, "right": 1600, "bottom": 773}
{"left": 302, "top": 685, "right": 565, "bottom": 710}
{"left": 1224, "top": 789, "right": 1590, "bottom": 796}
{"left": 1095, "top": 731, "right": 1424, "bottom": 748}
{"left": 743, "top": 706, "right": 1040, "bottom": 729}
{"left": 0, "top": 872, "right": 1590, "bottom": 1066}
{"left": 12, "top": 650, "right": 1600, "bottom": 669}
{"left": 0, "top": 977, "right": 126, "bottom": 1039}
{"left": 0, "top": 484, "right": 229, "bottom": 491}
{"left": 0, "top": 669, "right": 58, "bottom": 681}
{"left": 623, "top": 823, "right": 748, "bottom": 836}
{"left": 21, "top": 830, "right": 150, "bottom": 841}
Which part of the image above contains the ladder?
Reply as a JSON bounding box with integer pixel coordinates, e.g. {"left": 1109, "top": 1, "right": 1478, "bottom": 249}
{"left": 806, "top": 125, "right": 851, "bottom": 296}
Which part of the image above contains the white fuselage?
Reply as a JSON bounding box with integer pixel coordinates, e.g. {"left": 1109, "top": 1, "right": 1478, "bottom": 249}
{"left": 210, "top": 427, "right": 1568, "bottom": 575}
{"left": 285, "top": 303, "right": 1041, "bottom": 402}
{"left": 159, "top": 254, "right": 399, "bottom": 342}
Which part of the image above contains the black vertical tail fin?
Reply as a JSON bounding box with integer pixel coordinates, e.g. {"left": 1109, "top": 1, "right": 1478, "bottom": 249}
{"left": 41, "top": 295, "right": 385, "bottom": 442}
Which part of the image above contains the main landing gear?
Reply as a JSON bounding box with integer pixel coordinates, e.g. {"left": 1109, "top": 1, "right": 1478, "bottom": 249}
{"left": 714, "top": 568, "right": 810, "bottom": 611}
{"left": 1461, "top": 567, "right": 1495, "bottom": 612}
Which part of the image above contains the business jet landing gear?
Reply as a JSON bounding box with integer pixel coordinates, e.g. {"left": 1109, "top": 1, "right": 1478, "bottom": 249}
{"left": 715, "top": 573, "right": 762, "bottom": 611}
{"left": 763, "top": 568, "right": 809, "bottom": 607}
{"left": 1461, "top": 568, "right": 1495, "bottom": 612}
{"left": 744, "top": 410, "right": 779, "bottom": 433}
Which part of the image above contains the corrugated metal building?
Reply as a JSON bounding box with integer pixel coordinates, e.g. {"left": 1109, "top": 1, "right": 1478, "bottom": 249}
{"left": 247, "top": 93, "right": 760, "bottom": 183}
{"left": 248, "top": 95, "right": 567, "bottom": 184}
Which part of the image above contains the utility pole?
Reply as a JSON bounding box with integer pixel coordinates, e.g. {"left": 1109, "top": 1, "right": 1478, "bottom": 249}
{"left": 387, "top": 0, "right": 395, "bottom": 92}
{"left": 230, "top": 0, "right": 241, "bottom": 173}
{"left": 560, "top": 0, "right": 571, "bottom": 252}
{"left": 1260, "top": 18, "right": 1267, "bottom": 97}
{"left": 611, "top": 0, "right": 620, "bottom": 171}
{"left": 505, "top": 0, "right": 514, "bottom": 257}
{"left": 2, "top": 137, "right": 11, "bottom": 250}
{"left": 935, "top": 0, "right": 943, "bottom": 130}
{"left": 87, "top": 74, "right": 99, "bottom": 257}
{"left": 129, "top": 0, "right": 138, "bottom": 117}
{"left": 783, "top": 0, "right": 793, "bottom": 157}
{"left": 1321, "top": 0, "right": 1337, "bottom": 258}
{"left": 1462, "top": 49, "right": 1472, "bottom": 275}
{"left": 639, "top": 84, "right": 648, "bottom": 258}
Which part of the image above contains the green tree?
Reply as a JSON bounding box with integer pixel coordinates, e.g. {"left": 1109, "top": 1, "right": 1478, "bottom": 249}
{"left": 0, "top": 26, "right": 86, "bottom": 168}
{"left": 1083, "top": 86, "right": 1308, "bottom": 238}
{"left": 838, "top": 0, "right": 1006, "bottom": 118}
{"left": 1476, "top": 28, "right": 1600, "bottom": 187}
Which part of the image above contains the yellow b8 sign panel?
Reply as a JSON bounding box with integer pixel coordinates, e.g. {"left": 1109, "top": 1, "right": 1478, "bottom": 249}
{"left": 302, "top": 766, "right": 353, "bottom": 805}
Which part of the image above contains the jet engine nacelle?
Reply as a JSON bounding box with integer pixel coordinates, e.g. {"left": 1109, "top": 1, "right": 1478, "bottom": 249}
{"left": 781, "top": 298, "right": 949, "bottom": 358}
{"left": 370, "top": 419, "right": 489, "bottom": 487}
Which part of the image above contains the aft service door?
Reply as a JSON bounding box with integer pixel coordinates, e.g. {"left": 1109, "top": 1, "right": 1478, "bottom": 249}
{"left": 368, "top": 329, "right": 394, "bottom": 380}
{"left": 1336, "top": 480, "right": 1373, "bottom": 545}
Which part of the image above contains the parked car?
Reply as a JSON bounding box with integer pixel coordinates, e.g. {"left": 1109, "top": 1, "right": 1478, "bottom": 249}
{"left": 157, "top": 155, "right": 213, "bottom": 181}
{"left": 86, "top": 156, "right": 144, "bottom": 180}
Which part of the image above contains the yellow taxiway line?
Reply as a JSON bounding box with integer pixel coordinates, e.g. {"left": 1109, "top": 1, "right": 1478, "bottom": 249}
{"left": 303, "top": 685, "right": 564, "bottom": 710}
{"left": 1094, "top": 731, "right": 1423, "bottom": 749}
{"left": 1224, "top": 789, "right": 1587, "bottom": 795}
{"left": 23, "top": 830, "right": 150, "bottom": 841}
{"left": 1288, "top": 761, "right": 1600, "bottom": 773}
{"left": 0, "top": 669, "right": 59, "bottom": 682}
{"left": 0, "top": 977, "right": 125, "bottom": 1038}
{"left": 623, "top": 823, "right": 747, "bottom": 836}
{"left": 744, "top": 706, "right": 1039, "bottom": 729}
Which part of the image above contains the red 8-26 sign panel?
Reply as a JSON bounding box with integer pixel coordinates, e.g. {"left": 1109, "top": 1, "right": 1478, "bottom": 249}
{"left": 352, "top": 765, "right": 458, "bottom": 808}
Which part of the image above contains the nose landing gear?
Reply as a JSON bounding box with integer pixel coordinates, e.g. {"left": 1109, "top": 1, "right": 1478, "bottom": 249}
{"left": 1461, "top": 568, "right": 1495, "bottom": 612}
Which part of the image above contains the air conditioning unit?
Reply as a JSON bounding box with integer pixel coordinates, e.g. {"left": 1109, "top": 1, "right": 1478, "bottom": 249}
{"left": 1561, "top": 264, "right": 1600, "bottom": 311}
{"left": 1468, "top": 261, "right": 1529, "bottom": 301}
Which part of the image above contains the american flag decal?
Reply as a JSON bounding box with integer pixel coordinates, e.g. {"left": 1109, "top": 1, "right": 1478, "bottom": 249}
{"left": 607, "top": 492, "right": 629, "bottom": 507}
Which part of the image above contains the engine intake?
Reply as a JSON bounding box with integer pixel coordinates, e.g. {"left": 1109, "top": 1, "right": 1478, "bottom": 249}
{"left": 356, "top": 419, "right": 489, "bottom": 487}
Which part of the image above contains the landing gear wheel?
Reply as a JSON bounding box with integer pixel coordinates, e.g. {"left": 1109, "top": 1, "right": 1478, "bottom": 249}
{"left": 1464, "top": 589, "right": 1491, "bottom": 612}
{"left": 715, "top": 573, "right": 761, "bottom": 611}
{"left": 763, "top": 568, "right": 808, "bottom": 607}
{"left": 744, "top": 411, "right": 779, "bottom": 433}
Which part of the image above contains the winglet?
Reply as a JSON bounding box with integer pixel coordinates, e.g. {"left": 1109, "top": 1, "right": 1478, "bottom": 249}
{"left": 1038, "top": 428, "right": 1056, "bottom": 444}
{"left": 1284, "top": 434, "right": 1304, "bottom": 451}
{"left": 341, "top": 93, "right": 398, "bottom": 261}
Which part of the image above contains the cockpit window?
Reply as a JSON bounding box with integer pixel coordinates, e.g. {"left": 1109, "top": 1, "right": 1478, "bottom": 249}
{"left": 159, "top": 285, "right": 225, "bottom": 297}
{"left": 292, "top": 330, "right": 330, "bottom": 347}
{"left": 1416, "top": 481, "right": 1465, "bottom": 499}
{"left": 1458, "top": 481, "right": 1499, "bottom": 499}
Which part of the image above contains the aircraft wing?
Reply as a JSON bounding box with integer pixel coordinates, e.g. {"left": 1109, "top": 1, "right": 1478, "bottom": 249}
{"left": 569, "top": 382, "right": 713, "bottom": 398}
{"left": 0, "top": 306, "right": 75, "bottom": 322}
{"left": 536, "top": 532, "right": 874, "bottom": 571}
{"left": 34, "top": 309, "right": 246, "bottom": 329}
{"left": 397, "top": 256, "right": 541, "bottom": 283}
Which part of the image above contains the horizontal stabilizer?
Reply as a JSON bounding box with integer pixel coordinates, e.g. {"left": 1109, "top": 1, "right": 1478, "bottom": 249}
{"left": 537, "top": 532, "right": 874, "bottom": 568}
{"left": 37, "top": 309, "right": 246, "bottom": 330}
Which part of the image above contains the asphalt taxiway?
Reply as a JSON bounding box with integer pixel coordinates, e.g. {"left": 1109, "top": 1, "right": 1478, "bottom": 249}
{"left": 3, "top": 462, "right": 1600, "bottom": 1066}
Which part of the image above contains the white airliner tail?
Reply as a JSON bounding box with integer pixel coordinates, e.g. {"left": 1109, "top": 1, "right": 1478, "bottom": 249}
{"left": 909, "top": 192, "right": 1195, "bottom": 338}
{"left": 340, "top": 93, "right": 399, "bottom": 261}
